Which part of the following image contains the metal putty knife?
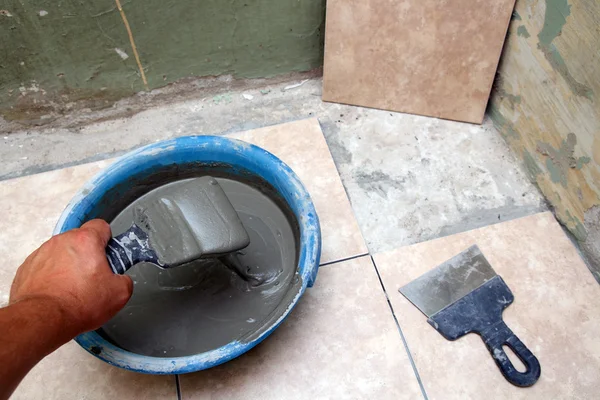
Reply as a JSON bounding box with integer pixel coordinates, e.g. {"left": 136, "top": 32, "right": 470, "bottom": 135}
{"left": 105, "top": 176, "right": 250, "bottom": 275}
{"left": 399, "top": 245, "right": 541, "bottom": 387}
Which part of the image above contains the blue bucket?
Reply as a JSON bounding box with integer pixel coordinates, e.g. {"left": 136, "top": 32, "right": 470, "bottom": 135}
{"left": 54, "top": 136, "right": 321, "bottom": 374}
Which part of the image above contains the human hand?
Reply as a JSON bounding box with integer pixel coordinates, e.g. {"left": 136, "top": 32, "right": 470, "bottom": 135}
{"left": 9, "top": 219, "right": 133, "bottom": 340}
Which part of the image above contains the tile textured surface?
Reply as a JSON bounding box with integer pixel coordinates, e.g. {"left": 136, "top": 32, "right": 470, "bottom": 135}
{"left": 0, "top": 160, "right": 179, "bottom": 399}
{"left": 322, "top": 0, "right": 515, "bottom": 123}
{"left": 0, "top": 160, "right": 113, "bottom": 308}
{"left": 0, "top": 118, "right": 367, "bottom": 398}
{"left": 228, "top": 118, "right": 367, "bottom": 263}
{"left": 179, "top": 256, "right": 423, "bottom": 399}
{"left": 373, "top": 212, "right": 600, "bottom": 399}
{"left": 11, "top": 343, "right": 177, "bottom": 400}
{"left": 0, "top": 79, "right": 547, "bottom": 257}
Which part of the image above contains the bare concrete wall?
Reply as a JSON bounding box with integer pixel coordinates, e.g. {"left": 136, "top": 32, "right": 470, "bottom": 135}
{"left": 490, "top": 0, "right": 599, "bottom": 278}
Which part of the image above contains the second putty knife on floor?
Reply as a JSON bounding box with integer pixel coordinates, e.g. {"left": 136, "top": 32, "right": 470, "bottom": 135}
{"left": 105, "top": 176, "right": 250, "bottom": 274}
{"left": 399, "top": 245, "right": 541, "bottom": 387}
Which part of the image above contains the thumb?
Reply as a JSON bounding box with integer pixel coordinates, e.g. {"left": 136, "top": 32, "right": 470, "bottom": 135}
{"left": 109, "top": 274, "right": 134, "bottom": 310}
{"left": 81, "top": 219, "right": 112, "bottom": 248}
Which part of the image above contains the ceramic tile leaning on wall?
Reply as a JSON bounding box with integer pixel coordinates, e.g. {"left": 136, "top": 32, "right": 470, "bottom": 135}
{"left": 373, "top": 212, "right": 600, "bottom": 399}
{"left": 179, "top": 256, "right": 424, "bottom": 399}
{"left": 322, "top": 0, "right": 516, "bottom": 123}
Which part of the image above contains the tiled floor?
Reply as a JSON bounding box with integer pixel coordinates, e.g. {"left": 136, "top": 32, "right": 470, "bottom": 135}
{"left": 0, "top": 118, "right": 366, "bottom": 306}
{"left": 11, "top": 343, "right": 178, "bottom": 400}
{"left": 179, "top": 256, "right": 423, "bottom": 399}
{"left": 1, "top": 118, "right": 372, "bottom": 398}
{"left": 0, "top": 160, "right": 113, "bottom": 308}
{"left": 1, "top": 77, "right": 547, "bottom": 256}
{"left": 228, "top": 118, "right": 368, "bottom": 264}
{"left": 1, "top": 119, "right": 598, "bottom": 399}
{"left": 374, "top": 212, "right": 600, "bottom": 399}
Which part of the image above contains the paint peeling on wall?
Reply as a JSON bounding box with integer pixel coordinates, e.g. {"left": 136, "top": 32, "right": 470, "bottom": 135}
{"left": 537, "top": 0, "right": 593, "bottom": 99}
{"left": 523, "top": 150, "right": 543, "bottom": 180}
{"left": 516, "top": 25, "right": 530, "bottom": 38}
{"left": 491, "top": 0, "right": 600, "bottom": 277}
{"left": 536, "top": 133, "right": 590, "bottom": 187}
{"left": 488, "top": 105, "right": 519, "bottom": 139}
{"left": 114, "top": 48, "right": 129, "bottom": 60}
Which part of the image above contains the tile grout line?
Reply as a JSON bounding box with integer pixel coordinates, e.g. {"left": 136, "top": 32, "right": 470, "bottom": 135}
{"left": 175, "top": 374, "right": 182, "bottom": 400}
{"left": 370, "top": 255, "right": 429, "bottom": 400}
{"left": 319, "top": 252, "right": 370, "bottom": 267}
{"left": 169, "top": 251, "right": 369, "bottom": 400}
{"left": 0, "top": 152, "right": 127, "bottom": 183}
{"left": 0, "top": 118, "right": 330, "bottom": 183}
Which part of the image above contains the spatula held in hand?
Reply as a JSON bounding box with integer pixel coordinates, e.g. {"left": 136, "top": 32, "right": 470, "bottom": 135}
{"left": 105, "top": 176, "right": 250, "bottom": 274}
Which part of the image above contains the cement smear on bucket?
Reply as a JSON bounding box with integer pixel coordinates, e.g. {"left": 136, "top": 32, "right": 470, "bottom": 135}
{"left": 103, "top": 177, "right": 299, "bottom": 357}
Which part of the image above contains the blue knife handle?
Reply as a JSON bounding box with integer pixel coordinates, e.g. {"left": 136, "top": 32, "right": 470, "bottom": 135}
{"left": 105, "top": 224, "right": 162, "bottom": 274}
{"left": 428, "top": 276, "right": 541, "bottom": 387}
{"left": 480, "top": 320, "right": 541, "bottom": 387}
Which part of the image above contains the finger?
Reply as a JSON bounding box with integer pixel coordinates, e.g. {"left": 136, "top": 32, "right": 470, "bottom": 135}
{"left": 120, "top": 274, "right": 134, "bottom": 297}
{"left": 81, "top": 219, "right": 112, "bottom": 247}
{"left": 113, "top": 275, "right": 134, "bottom": 307}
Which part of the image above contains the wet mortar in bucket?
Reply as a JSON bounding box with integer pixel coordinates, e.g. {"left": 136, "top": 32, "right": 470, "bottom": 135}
{"left": 101, "top": 175, "right": 300, "bottom": 358}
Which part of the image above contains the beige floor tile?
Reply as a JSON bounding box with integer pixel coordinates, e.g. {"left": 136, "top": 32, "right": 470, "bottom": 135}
{"left": 229, "top": 118, "right": 367, "bottom": 263}
{"left": 0, "top": 118, "right": 368, "bottom": 397}
{"left": 373, "top": 212, "right": 600, "bottom": 399}
{"left": 322, "top": 0, "right": 515, "bottom": 123}
{"left": 1, "top": 160, "right": 177, "bottom": 398}
{"left": 0, "top": 119, "right": 365, "bottom": 290}
{"left": 179, "top": 256, "right": 423, "bottom": 399}
{"left": 0, "top": 160, "right": 113, "bottom": 307}
{"left": 11, "top": 342, "right": 177, "bottom": 399}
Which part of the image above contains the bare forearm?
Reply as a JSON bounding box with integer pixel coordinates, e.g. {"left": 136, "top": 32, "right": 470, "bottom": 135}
{"left": 2, "top": 220, "right": 132, "bottom": 397}
{"left": 0, "top": 298, "right": 70, "bottom": 400}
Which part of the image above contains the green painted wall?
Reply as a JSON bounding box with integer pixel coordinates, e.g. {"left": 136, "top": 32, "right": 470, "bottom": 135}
{"left": 0, "top": 0, "right": 325, "bottom": 123}
{"left": 490, "top": 0, "right": 600, "bottom": 277}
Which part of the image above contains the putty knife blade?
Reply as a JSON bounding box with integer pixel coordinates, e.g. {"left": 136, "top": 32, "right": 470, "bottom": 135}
{"left": 399, "top": 245, "right": 496, "bottom": 317}
{"left": 398, "top": 244, "right": 541, "bottom": 387}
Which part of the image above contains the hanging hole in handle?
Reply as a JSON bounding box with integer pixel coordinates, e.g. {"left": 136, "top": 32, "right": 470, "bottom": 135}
{"left": 502, "top": 344, "right": 526, "bottom": 372}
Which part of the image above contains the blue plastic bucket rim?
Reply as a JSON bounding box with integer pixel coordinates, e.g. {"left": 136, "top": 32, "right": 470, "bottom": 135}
{"left": 53, "top": 135, "right": 321, "bottom": 374}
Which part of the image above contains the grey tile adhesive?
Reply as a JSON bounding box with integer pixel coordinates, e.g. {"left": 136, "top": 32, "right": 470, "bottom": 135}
{"left": 102, "top": 177, "right": 300, "bottom": 357}
{"left": 106, "top": 176, "right": 251, "bottom": 272}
